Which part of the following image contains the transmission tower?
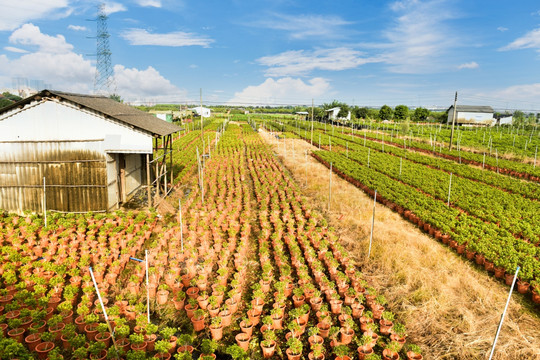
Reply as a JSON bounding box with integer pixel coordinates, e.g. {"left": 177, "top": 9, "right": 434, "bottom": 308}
{"left": 93, "top": 4, "right": 116, "bottom": 95}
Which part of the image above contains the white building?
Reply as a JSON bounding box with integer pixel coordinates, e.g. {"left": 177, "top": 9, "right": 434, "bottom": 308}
{"left": 191, "top": 106, "right": 212, "bottom": 118}
{"left": 447, "top": 105, "right": 494, "bottom": 126}
{"left": 0, "top": 90, "right": 180, "bottom": 213}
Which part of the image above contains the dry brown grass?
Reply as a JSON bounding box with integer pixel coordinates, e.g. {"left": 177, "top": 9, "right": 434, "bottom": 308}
{"left": 259, "top": 129, "right": 540, "bottom": 360}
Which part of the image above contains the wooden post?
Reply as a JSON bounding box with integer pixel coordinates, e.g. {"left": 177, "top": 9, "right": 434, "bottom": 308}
{"left": 305, "top": 150, "right": 308, "bottom": 187}
{"left": 368, "top": 190, "right": 377, "bottom": 259}
{"left": 483, "top": 153, "right": 486, "bottom": 170}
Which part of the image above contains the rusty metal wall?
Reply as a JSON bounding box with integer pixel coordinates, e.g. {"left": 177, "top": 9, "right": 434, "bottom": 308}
{"left": 0, "top": 141, "right": 107, "bottom": 213}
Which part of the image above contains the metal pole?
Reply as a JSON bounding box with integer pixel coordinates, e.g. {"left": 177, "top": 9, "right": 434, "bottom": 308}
{"left": 145, "top": 250, "right": 150, "bottom": 323}
{"left": 488, "top": 266, "right": 520, "bottom": 360}
{"left": 368, "top": 190, "right": 377, "bottom": 258}
{"left": 328, "top": 163, "right": 332, "bottom": 211}
{"left": 449, "top": 91, "right": 457, "bottom": 150}
{"left": 447, "top": 173, "right": 453, "bottom": 206}
{"left": 89, "top": 267, "right": 119, "bottom": 356}
{"left": 43, "top": 177, "right": 47, "bottom": 228}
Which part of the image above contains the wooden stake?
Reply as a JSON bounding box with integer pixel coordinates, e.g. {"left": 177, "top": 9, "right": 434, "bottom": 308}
{"left": 145, "top": 250, "right": 150, "bottom": 323}
{"left": 178, "top": 199, "right": 184, "bottom": 251}
{"left": 43, "top": 177, "right": 47, "bottom": 228}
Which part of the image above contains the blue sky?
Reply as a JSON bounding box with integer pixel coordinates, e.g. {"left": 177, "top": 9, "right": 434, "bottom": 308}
{"left": 1, "top": 0, "right": 540, "bottom": 110}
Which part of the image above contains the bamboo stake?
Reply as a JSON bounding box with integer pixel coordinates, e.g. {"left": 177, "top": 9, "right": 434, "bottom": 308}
{"left": 43, "top": 177, "right": 47, "bottom": 228}
{"left": 145, "top": 250, "right": 150, "bottom": 323}
{"left": 447, "top": 173, "right": 453, "bottom": 206}
{"left": 368, "top": 190, "right": 377, "bottom": 259}
{"left": 328, "top": 163, "right": 332, "bottom": 211}
{"left": 399, "top": 158, "right": 402, "bottom": 178}
{"left": 179, "top": 199, "right": 184, "bottom": 252}
{"left": 89, "top": 267, "right": 119, "bottom": 357}
{"left": 368, "top": 148, "right": 370, "bottom": 168}
{"left": 488, "top": 266, "right": 520, "bottom": 360}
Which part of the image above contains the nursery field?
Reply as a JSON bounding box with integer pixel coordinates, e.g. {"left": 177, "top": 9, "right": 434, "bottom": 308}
{"left": 0, "top": 121, "right": 422, "bottom": 360}
{"left": 261, "top": 119, "right": 540, "bottom": 304}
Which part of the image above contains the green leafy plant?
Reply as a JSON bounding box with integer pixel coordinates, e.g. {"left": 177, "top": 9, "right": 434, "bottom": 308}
{"left": 200, "top": 339, "right": 218, "bottom": 355}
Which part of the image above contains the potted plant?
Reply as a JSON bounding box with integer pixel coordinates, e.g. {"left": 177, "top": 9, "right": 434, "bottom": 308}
{"left": 145, "top": 323, "right": 158, "bottom": 352}
{"left": 382, "top": 340, "right": 401, "bottom": 360}
{"left": 154, "top": 339, "right": 172, "bottom": 359}
{"left": 333, "top": 344, "right": 351, "bottom": 360}
{"left": 406, "top": 344, "right": 423, "bottom": 360}
{"left": 88, "top": 341, "right": 107, "bottom": 360}
{"left": 95, "top": 323, "right": 111, "bottom": 347}
{"left": 177, "top": 334, "right": 194, "bottom": 354}
{"left": 129, "top": 333, "right": 147, "bottom": 352}
{"left": 174, "top": 352, "right": 193, "bottom": 360}
{"left": 286, "top": 336, "right": 303, "bottom": 360}
{"left": 209, "top": 316, "right": 223, "bottom": 340}
{"left": 35, "top": 332, "right": 56, "bottom": 359}
{"left": 73, "top": 346, "right": 89, "bottom": 360}
{"left": 260, "top": 330, "right": 277, "bottom": 359}
{"left": 191, "top": 309, "right": 205, "bottom": 332}
{"left": 379, "top": 311, "right": 394, "bottom": 335}
{"left": 226, "top": 344, "right": 247, "bottom": 360}
{"left": 200, "top": 338, "right": 218, "bottom": 359}
{"left": 159, "top": 326, "right": 177, "bottom": 353}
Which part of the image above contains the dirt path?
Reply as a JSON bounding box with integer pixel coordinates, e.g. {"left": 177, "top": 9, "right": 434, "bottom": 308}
{"left": 259, "top": 129, "right": 540, "bottom": 360}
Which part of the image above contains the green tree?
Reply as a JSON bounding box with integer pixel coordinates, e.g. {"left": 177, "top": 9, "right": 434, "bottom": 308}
{"left": 379, "top": 105, "right": 393, "bottom": 120}
{"left": 0, "top": 99, "right": 13, "bottom": 109}
{"left": 109, "top": 94, "right": 123, "bottom": 103}
{"left": 413, "top": 107, "right": 430, "bottom": 122}
{"left": 355, "top": 107, "right": 369, "bottom": 119}
{"left": 394, "top": 105, "right": 409, "bottom": 121}
{"left": 512, "top": 110, "right": 525, "bottom": 126}
{"left": 2, "top": 92, "right": 22, "bottom": 102}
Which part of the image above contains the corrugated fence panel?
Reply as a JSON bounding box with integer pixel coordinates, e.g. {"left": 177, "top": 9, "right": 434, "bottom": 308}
{"left": 0, "top": 141, "right": 107, "bottom": 213}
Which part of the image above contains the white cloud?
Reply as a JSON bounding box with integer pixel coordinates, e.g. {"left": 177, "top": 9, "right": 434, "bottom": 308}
{"left": 68, "top": 25, "right": 88, "bottom": 31}
{"left": 458, "top": 61, "right": 479, "bottom": 70}
{"left": 114, "top": 65, "right": 187, "bottom": 102}
{"left": 475, "top": 83, "right": 540, "bottom": 108}
{"left": 228, "top": 77, "right": 330, "bottom": 105}
{"left": 136, "top": 0, "right": 162, "bottom": 7}
{"left": 189, "top": 64, "right": 198, "bottom": 68}
{"left": 249, "top": 13, "right": 353, "bottom": 40}
{"left": 9, "top": 23, "right": 73, "bottom": 54}
{"left": 102, "top": 2, "right": 127, "bottom": 15}
{"left": 257, "top": 48, "right": 380, "bottom": 77}
{"left": 121, "top": 28, "right": 214, "bottom": 47}
{"left": 0, "top": 1, "right": 70, "bottom": 31}
{"left": 1, "top": 25, "right": 187, "bottom": 102}
{"left": 499, "top": 27, "right": 540, "bottom": 52}
{"left": 376, "top": 0, "right": 460, "bottom": 73}
{"left": 497, "top": 26, "right": 508, "bottom": 32}
{"left": 4, "top": 46, "right": 29, "bottom": 54}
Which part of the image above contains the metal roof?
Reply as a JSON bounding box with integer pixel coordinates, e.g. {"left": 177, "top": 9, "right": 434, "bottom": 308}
{"left": 0, "top": 90, "right": 182, "bottom": 137}
{"left": 449, "top": 105, "right": 494, "bottom": 113}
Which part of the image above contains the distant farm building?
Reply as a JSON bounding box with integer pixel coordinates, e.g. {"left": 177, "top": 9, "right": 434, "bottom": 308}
{"left": 447, "top": 105, "right": 494, "bottom": 126}
{"left": 191, "top": 106, "right": 212, "bottom": 118}
{"left": 295, "top": 111, "right": 308, "bottom": 120}
{"left": 0, "top": 90, "right": 181, "bottom": 214}
{"left": 326, "top": 107, "right": 341, "bottom": 120}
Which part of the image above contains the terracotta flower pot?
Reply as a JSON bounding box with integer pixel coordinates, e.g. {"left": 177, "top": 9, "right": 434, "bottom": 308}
{"left": 382, "top": 348, "right": 400, "bottom": 360}
{"left": 157, "top": 290, "right": 170, "bottom": 305}
{"left": 35, "top": 341, "right": 55, "bottom": 360}
{"left": 286, "top": 348, "right": 302, "bottom": 360}
{"left": 7, "top": 328, "right": 25, "bottom": 343}
{"left": 340, "top": 327, "right": 354, "bottom": 345}
{"left": 406, "top": 351, "right": 423, "bottom": 360}
{"left": 357, "top": 346, "right": 374, "bottom": 360}
{"left": 177, "top": 345, "right": 194, "bottom": 354}
{"left": 235, "top": 332, "right": 250, "bottom": 352}
{"left": 261, "top": 340, "right": 276, "bottom": 359}
{"left": 210, "top": 324, "right": 223, "bottom": 340}
{"left": 517, "top": 280, "right": 530, "bottom": 294}
{"left": 240, "top": 320, "right": 253, "bottom": 337}
{"left": 191, "top": 315, "right": 205, "bottom": 332}
{"left": 317, "top": 322, "right": 330, "bottom": 338}
{"left": 25, "top": 333, "right": 42, "bottom": 352}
